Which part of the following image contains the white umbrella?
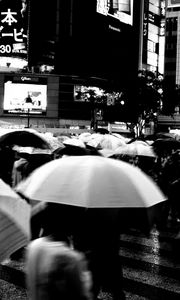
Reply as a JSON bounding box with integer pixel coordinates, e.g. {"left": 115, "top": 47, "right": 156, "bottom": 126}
{"left": 111, "top": 133, "right": 130, "bottom": 143}
{"left": 0, "top": 179, "right": 31, "bottom": 261}
{"left": 15, "top": 156, "right": 166, "bottom": 230}
{"left": 78, "top": 132, "right": 92, "bottom": 143}
{"left": 129, "top": 140, "right": 150, "bottom": 146}
{"left": 114, "top": 144, "right": 156, "bottom": 158}
{"left": 98, "top": 149, "right": 115, "bottom": 158}
{"left": 63, "top": 137, "right": 86, "bottom": 148}
{"left": 15, "top": 155, "right": 165, "bottom": 207}
{"left": 42, "top": 133, "right": 65, "bottom": 151}
{"left": 87, "top": 134, "right": 126, "bottom": 150}
{"left": 13, "top": 145, "right": 52, "bottom": 155}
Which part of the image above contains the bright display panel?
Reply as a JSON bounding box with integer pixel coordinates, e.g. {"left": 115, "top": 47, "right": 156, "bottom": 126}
{"left": 96, "top": 0, "right": 133, "bottom": 25}
{"left": 3, "top": 80, "right": 47, "bottom": 114}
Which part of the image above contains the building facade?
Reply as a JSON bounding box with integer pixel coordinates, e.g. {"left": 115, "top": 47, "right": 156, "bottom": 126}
{"left": 156, "top": 0, "right": 180, "bottom": 130}
{"left": 139, "top": 0, "right": 166, "bottom": 74}
{"left": 0, "top": 0, "right": 142, "bottom": 127}
{"left": 164, "top": 0, "right": 180, "bottom": 84}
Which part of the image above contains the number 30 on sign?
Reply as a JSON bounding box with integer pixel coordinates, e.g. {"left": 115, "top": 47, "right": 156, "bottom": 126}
{"left": 0, "top": 45, "right": 11, "bottom": 54}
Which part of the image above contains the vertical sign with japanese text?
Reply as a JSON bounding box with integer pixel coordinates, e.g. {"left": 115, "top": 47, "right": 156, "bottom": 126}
{"left": 142, "top": 0, "right": 149, "bottom": 64}
{"left": 0, "top": 0, "right": 28, "bottom": 59}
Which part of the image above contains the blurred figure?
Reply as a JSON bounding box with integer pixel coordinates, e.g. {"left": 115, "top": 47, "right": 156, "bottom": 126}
{"left": 11, "top": 150, "right": 52, "bottom": 259}
{"left": 12, "top": 150, "right": 52, "bottom": 188}
{"left": 11, "top": 152, "right": 30, "bottom": 188}
{"left": 137, "top": 156, "right": 158, "bottom": 181}
{"left": 30, "top": 203, "right": 125, "bottom": 300}
{"left": 160, "top": 150, "right": 180, "bottom": 223}
{"left": 0, "top": 146, "right": 15, "bottom": 185}
{"left": 26, "top": 204, "right": 92, "bottom": 300}
{"left": 26, "top": 238, "right": 92, "bottom": 300}
{"left": 73, "top": 209, "right": 126, "bottom": 300}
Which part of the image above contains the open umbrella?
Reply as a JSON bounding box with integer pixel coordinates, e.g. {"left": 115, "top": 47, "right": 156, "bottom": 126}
{"left": 0, "top": 129, "right": 51, "bottom": 149}
{"left": 0, "top": 179, "right": 31, "bottom": 261}
{"left": 127, "top": 140, "right": 149, "bottom": 146}
{"left": 16, "top": 156, "right": 166, "bottom": 231}
{"left": 42, "top": 133, "right": 65, "bottom": 151}
{"left": 63, "top": 137, "right": 86, "bottom": 148}
{"left": 13, "top": 146, "right": 53, "bottom": 155}
{"left": 144, "top": 132, "right": 177, "bottom": 141}
{"left": 152, "top": 138, "right": 180, "bottom": 153}
{"left": 114, "top": 143, "right": 156, "bottom": 158}
{"left": 87, "top": 134, "right": 126, "bottom": 150}
{"left": 53, "top": 144, "right": 101, "bottom": 158}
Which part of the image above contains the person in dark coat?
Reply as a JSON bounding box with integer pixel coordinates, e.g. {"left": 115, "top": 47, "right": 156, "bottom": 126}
{"left": 73, "top": 209, "right": 126, "bottom": 300}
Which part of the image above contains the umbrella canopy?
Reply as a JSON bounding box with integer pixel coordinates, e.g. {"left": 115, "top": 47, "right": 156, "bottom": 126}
{"left": 15, "top": 156, "right": 166, "bottom": 231}
{"left": 78, "top": 132, "right": 92, "bottom": 143}
{"left": 63, "top": 137, "right": 86, "bottom": 148}
{"left": 144, "top": 132, "right": 177, "bottom": 141}
{"left": 152, "top": 138, "right": 180, "bottom": 153}
{"left": 0, "top": 129, "right": 51, "bottom": 149}
{"left": 53, "top": 144, "right": 101, "bottom": 158}
{"left": 114, "top": 143, "right": 156, "bottom": 158}
{"left": 127, "top": 140, "right": 149, "bottom": 146}
{"left": 0, "top": 179, "right": 31, "bottom": 261}
{"left": 87, "top": 134, "right": 126, "bottom": 150}
{"left": 98, "top": 148, "right": 116, "bottom": 158}
{"left": 16, "top": 155, "right": 165, "bottom": 208}
{"left": 42, "top": 133, "right": 65, "bottom": 151}
{"left": 13, "top": 146, "right": 53, "bottom": 155}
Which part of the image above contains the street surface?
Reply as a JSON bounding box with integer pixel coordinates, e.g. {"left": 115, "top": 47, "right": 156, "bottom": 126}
{"left": 0, "top": 220, "right": 180, "bottom": 299}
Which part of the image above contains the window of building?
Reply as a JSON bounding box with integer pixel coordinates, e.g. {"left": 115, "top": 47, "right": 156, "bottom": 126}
{"left": 148, "top": 40, "right": 156, "bottom": 52}
{"left": 147, "top": 51, "right": 158, "bottom": 67}
{"left": 166, "top": 17, "right": 178, "bottom": 32}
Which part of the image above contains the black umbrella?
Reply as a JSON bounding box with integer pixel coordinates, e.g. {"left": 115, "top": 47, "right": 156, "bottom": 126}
{"left": 144, "top": 132, "right": 176, "bottom": 141}
{"left": 0, "top": 130, "right": 51, "bottom": 149}
{"left": 53, "top": 144, "right": 102, "bottom": 158}
{"left": 152, "top": 138, "right": 180, "bottom": 154}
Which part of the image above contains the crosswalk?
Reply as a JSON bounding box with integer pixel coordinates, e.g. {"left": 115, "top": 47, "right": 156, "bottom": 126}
{"left": 1, "top": 222, "right": 180, "bottom": 299}
{"left": 119, "top": 223, "right": 180, "bottom": 299}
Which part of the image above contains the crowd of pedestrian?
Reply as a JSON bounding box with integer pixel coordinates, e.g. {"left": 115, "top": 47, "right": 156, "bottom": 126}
{"left": 111, "top": 148, "right": 180, "bottom": 227}
{"left": 1, "top": 133, "right": 180, "bottom": 300}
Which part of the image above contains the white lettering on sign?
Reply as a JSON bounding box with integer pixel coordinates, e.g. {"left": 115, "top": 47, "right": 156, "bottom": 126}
{"left": 109, "top": 25, "right": 121, "bottom": 32}
{"left": 13, "top": 43, "right": 25, "bottom": 50}
{"left": 1, "top": 9, "right": 17, "bottom": 26}
{"left": 21, "top": 76, "right": 31, "bottom": 81}
{"left": 2, "top": 29, "right": 26, "bottom": 42}
{"left": 0, "top": 4, "right": 28, "bottom": 57}
{"left": 0, "top": 44, "right": 11, "bottom": 53}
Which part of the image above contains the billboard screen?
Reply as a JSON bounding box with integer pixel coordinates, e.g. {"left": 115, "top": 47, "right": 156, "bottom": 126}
{"left": 167, "top": 0, "right": 180, "bottom": 7}
{"left": 0, "top": 0, "right": 28, "bottom": 69}
{"left": 96, "top": 0, "right": 133, "bottom": 25}
{"left": 3, "top": 78, "right": 47, "bottom": 115}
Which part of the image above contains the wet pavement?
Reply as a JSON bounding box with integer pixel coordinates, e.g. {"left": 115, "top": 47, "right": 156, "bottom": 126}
{"left": 120, "top": 220, "right": 180, "bottom": 299}
{"left": 0, "top": 220, "right": 180, "bottom": 299}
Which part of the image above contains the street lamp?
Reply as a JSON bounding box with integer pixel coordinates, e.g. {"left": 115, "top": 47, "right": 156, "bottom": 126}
{"left": 24, "top": 94, "right": 33, "bottom": 128}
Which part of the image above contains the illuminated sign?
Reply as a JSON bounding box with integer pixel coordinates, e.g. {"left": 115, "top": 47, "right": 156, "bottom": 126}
{"left": 74, "top": 85, "right": 124, "bottom": 106}
{"left": 96, "top": 0, "right": 133, "bottom": 26}
{"left": 0, "top": 0, "right": 28, "bottom": 59}
{"left": 167, "top": 0, "right": 180, "bottom": 7}
{"left": 3, "top": 76, "right": 47, "bottom": 115}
